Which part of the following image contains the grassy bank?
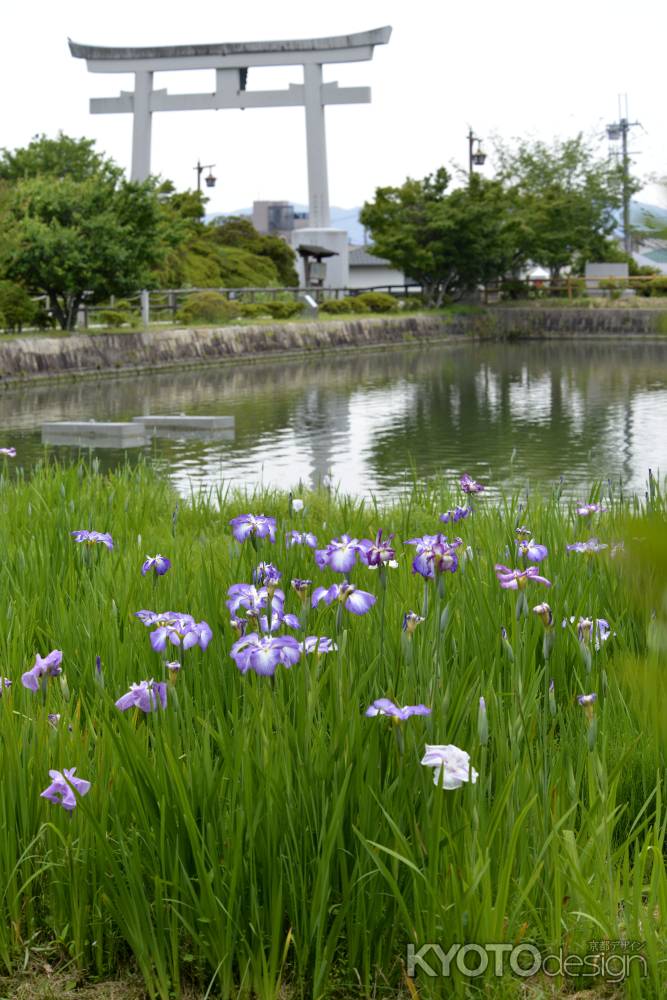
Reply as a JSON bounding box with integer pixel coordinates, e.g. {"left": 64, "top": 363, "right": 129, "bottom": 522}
{"left": 0, "top": 461, "right": 664, "bottom": 998}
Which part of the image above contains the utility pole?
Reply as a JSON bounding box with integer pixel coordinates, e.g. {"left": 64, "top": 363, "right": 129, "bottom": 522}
{"left": 606, "top": 99, "right": 640, "bottom": 254}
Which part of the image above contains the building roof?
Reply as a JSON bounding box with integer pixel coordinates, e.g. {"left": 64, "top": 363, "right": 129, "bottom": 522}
{"left": 68, "top": 28, "right": 391, "bottom": 62}
{"left": 297, "top": 244, "right": 339, "bottom": 260}
{"left": 349, "top": 246, "right": 391, "bottom": 267}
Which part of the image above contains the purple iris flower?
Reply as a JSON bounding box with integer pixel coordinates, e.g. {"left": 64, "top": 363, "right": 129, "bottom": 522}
{"left": 439, "top": 506, "right": 472, "bottom": 524}
{"left": 71, "top": 530, "right": 114, "bottom": 550}
{"left": 115, "top": 679, "right": 168, "bottom": 713}
{"left": 300, "top": 636, "right": 337, "bottom": 654}
{"left": 252, "top": 562, "right": 282, "bottom": 588}
{"left": 226, "top": 584, "right": 285, "bottom": 617}
{"left": 135, "top": 609, "right": 188, "bottom": 629}
{"left": 287, "top": 530, "right": 318, "bottom": 549}
{"left": 0, "top": 447, "right": 16, "bottom": 457}
{"left": 229, "top": 513, "right": 276, "bottom": 543}
{"left": 141, "top": 554, "right": 171, "bottom": 577}
{"left": 149, "top": 616, "right": 212, "bottom": 652}
{"left": 315, "top": 535, "right": 362, "bottom": 573}
{"left": 576, "top": 503, "right": 608, "bottom": 517}
{"left": 402, "top": 611, "right": 425, "bottom": 633}
{"left": 230, "top": 632, "right": 302, "bottom": 676}
{"left": 533, "top": 602, "right": 553, "bottom": 627}
{"left": 258, "top": 611, "right": 301, "bottom": 633}
{"left": 21, "top": 650, "right": 63, "bottom": 691}
{"left": 291, "top": 579, "right": 312, "bottom": 602}
{"left": 358, "top": 530, "right": 398, "bottom": 568}
{"left": 575, "top": 617, "right": 612, "bottom": 649}
{"left": 515, "top": 525, "right": 532, "bottom": 539}
{"left": 577, "top": 692, "right": 597, "bottom": 706}
{"left": 365, "top": 698, "right": 431, "bottom": 720}
{"left": 1, "top": 677, "right": 12, "bottom": 694}
{"left": 494, "top": 565, "right": 551, "bottom": 590}
{"left": 311, "top": 583, "right": 376, "bottom": 615}
{"left": 516, "top": 539, "right": 548, "bottom": 563}
{"left": 230, "top": 616, "right": 247, "bottom": 637}
{"left": 405, "top": 534, "right": 460, "bottom": 578}
{"left": 182, "top": 620, "right": 213, "bottom": 650}
{"left": 460, "top": 473, "right": 484, "bottom": 494}
{"left": 567, "top": 538, "right": 608, "bottom": 555}
{"left": 40, "top": 768, "right": 91, "bottom": 811}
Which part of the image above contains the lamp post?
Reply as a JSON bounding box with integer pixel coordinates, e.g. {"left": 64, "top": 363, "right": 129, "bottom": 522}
{"left": 467, "top": 128, "right": 486, "bottom": 180}
{"left": 194, "top": 161, "right": 217, "bottom": 192}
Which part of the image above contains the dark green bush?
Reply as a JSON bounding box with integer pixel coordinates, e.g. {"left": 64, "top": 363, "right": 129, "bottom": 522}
{"left": 176, "top": 292, "right": 241, "bottom": 325}
{"left": 398, "top": 295, "right": 424, "bottom": 310}
{"left": 0, "top": 280, "right": 38, "bottom": 332}
{"left": 265, "top": 301, "right": 303, "bottom": 320}
{"left": 648, "top": 276, "right": 667, "bottom": 298}
{"left": 598, "top": 278, "right": 627, "bottom": 300}
{"left": 500, "top": 278, "right": 531, "bottom": 300}
{"left": 347, "top": 291, "right": 400, "bottom": 313}
{"left": 95, "top": 300, "right": 141, "bottom": 328}
{"left": 320, "top": 299, "right": 354, "bottom": 315}
{"left": 236, "top": 303, "right": 271, "bottom": 319}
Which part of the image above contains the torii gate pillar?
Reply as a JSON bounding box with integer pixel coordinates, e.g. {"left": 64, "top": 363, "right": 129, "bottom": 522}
{"left": 69, "top": 28, "right": 392, "bottom": 288}
{"left": 131, "top": 71, "right": 153, "bottom": 183}
{"left": 303, "top": 63, "right": 329, "bottom": 229}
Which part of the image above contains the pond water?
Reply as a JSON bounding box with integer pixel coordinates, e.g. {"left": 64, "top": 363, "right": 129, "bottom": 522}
{"left": 1, "top": 339, "right": 666, "bottom": 499}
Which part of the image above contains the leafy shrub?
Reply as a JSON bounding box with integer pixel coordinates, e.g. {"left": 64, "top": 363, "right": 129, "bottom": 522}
{"left": 0, "top": 280, "right": 38, "bottom": 332}
{"left": 598, "top": 278, "right": 629, "bottom": 300}
{"left": 568, "top": 277, "right": 586, "bottom": 296}
{"left": 398, "top": 295, "right": 424, "bottom": 310}
{"left": 320, "top": 299, "right": 354, "bottom": 315}
{"left": 500, "top": 278, "right": 531, "bottom": 300}
{"left": 95, "top": 300, "right": 141, "bottom": 328}
{"left": 176, "top": 292, "right": 241, "bottom": 325}
{"left": 349, "top": 291, "right": 400, "bottom": 313}
{"left": 265, "top": 301, "right": 303, "bottom": 320}
{"left": 649, "top": 276, "right": 667, "bottom": 298}
{"left": 236, "top": 303, "right": 271, "bottom": 319}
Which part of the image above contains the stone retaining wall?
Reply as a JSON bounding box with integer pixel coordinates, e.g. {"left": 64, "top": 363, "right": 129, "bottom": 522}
{"left": 0, "top": 309, "right": 664, "bottom": 382}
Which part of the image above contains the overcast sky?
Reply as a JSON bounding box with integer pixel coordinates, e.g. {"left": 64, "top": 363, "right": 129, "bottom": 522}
{"left": 3, "top": 0, "right": 666, "bottom": 213}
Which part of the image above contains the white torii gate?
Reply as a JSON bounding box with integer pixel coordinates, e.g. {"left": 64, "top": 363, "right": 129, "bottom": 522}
{"left": 68, "top": 27, "right": 391, "bottom": 241}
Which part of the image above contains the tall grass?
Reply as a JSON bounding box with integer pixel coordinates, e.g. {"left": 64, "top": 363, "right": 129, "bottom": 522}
{"left": 0, "top": 459, "right": 664, "bottom": 998}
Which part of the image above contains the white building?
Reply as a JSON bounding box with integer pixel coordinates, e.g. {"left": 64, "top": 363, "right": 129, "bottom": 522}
{"left": 347, "top": 247, "right": 407, "bottom": 290}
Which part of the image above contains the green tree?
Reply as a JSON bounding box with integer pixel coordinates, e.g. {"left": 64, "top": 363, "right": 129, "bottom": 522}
{"left": 0, "top": 135, "right": 164, "bottom": 330}
{"left": 360, "top": 169, "right": 518, "bottom": 305}
{"left": 495, "top": 134, "right": 630, "bottom": 277}
{"left": 2, "top": 176, "right": 163, "bottom": 330}
{"left": 210, "top": 216, "right": 298, "bottom": 286}
{"left": 0, "top": 132, "right": 121, "bottom": 184}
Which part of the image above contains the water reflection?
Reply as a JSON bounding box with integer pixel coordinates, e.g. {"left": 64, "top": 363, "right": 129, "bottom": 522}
{"left": 0, "top": 339, "right": 665, "bottom": 498}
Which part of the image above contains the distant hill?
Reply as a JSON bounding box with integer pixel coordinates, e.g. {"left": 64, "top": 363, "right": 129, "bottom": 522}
{"left": 207, "top": 198, "right": 667, "bottom": 248}
{"left": 206, "top": 204, "right": 366, "bottom": 245}
{"left": 629, "top": 200, "right": 667, "bottom": 230}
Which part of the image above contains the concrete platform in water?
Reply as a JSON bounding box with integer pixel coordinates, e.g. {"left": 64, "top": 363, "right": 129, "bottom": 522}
{"left": 132, "top": 415, "right": 235, "bottom": 439}
{"left": 132, "top": 415, "right": 235, "bottom": 431}
{"left": 41, "top": 421, "right": 149, "bottom": 448}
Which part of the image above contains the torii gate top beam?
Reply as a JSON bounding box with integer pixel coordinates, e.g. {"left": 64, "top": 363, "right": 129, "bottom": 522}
{"left": 69, "top": 27, "right": 391, "bottom": 231}
{"left": 68, "top": 27, "right": 391, "bottom": 72}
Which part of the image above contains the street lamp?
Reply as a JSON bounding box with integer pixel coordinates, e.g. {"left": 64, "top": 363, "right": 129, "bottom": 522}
{"left": 467, "top": 128, "right": 486, "bottom": 178}
{"left": 194, "top": 160, "right": 217, "bottom": 192}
